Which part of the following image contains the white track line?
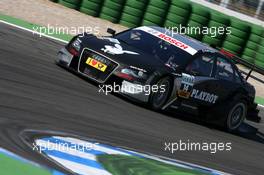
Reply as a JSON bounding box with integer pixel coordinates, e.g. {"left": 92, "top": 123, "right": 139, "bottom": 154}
{"left": 0, "top": 20, "right": 68, "bottom": 43}
{"left": 258, "top": 104, "right": 264, "bottom": 108}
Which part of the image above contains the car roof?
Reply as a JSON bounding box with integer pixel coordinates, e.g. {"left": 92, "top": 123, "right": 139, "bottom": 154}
{"left": 148, "top": 26, "right": 219, "bottom": 53}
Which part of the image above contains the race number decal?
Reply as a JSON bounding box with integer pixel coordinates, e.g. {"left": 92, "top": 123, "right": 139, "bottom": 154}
{"left": 178, "top": 73, "right": 195, "bottom": 99}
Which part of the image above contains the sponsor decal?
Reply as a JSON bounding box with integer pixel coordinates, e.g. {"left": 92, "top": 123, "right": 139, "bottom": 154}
{"left": 158, "top": 33, "right": 188, "bottom": 49}
{"left": 137, "top": 26, "right": 197, "bottom": 55}
{"left": 90, "top": 53, "right": 111, "bottom": 65}
{"left": 86, "top": 57, "right": 107, "bottom": 72}
{"left": 178, "top": 73, "right": 195, "bottom": 98}
{"left": 101, "top": 44, "right": 139, "bottom": 55}
{"left": 191, "top": 89, "right": 218, "bottom": 104}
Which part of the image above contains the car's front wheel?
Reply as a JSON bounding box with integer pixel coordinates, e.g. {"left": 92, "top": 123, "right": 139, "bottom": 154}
{"left": 149, "top": 77, "right": 172, "bottom": 110}
{"left": 225, "top": 100, "right": 247, "bottom": 131}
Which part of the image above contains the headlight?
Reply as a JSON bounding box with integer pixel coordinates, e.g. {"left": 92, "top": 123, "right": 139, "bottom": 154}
{"left": 71, "top": 38, "right": 81, "bottom": 51}
{"left": 121, "top": 68, "right": 147, "bottom": 79}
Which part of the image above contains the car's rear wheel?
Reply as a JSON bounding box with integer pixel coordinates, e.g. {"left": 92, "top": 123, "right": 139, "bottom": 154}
{"left": 225, "top": 100, "right": 247, "bottom": 131}
{"left": 149, "top": 77, "right": 172, "bottom": 110}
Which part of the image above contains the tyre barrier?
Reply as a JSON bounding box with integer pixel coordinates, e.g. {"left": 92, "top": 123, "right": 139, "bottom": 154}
{"left": 58, "top": 0, "right": 81, "bottom": 10}
{"left": 163, "top": 0, "right": 191, "bottom": 28}
{"left": 201, "top": 9, "right": 229, "bottom": 48}
{"left": 50, "top": 0, "right": 264, "bottom": 65}
{"left": 142, "top": 0, "right": 170, "bottom": 26}
{"left": 120, "top": 0, "right": 148, "bottom": 27}
{"left": 255, "top": 33, "right": 264, "bottom": 66}
{"left": 80, "top": 0, "right": 104, "bottom": 17}
{"left": 186, "top": 3, "right": 210, "bottom": 41}
{"left": 222, "top": 17, "right": 250, "bottom": 56}
{"left": 242, "top": 23, "right": 264, "bottom": 64}
{"left": 99, "top": 0, "right": 126, "bottom": 23}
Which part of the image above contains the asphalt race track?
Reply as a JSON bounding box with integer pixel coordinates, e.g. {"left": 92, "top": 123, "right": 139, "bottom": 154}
{"left": 0, "top": 23, "right": 264, "bottom": 175}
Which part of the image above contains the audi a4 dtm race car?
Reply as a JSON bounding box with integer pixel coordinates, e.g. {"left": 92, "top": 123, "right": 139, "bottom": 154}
{"left": 56, "top": 26, "right": 260, "bottom": 131}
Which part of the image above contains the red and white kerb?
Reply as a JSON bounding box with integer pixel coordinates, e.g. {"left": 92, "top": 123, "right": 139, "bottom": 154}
{"left": 137, "top": 26, "right": 197, "bottom": 55}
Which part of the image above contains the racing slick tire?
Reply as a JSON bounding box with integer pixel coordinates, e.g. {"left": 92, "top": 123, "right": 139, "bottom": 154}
{"left": 164, "top": 19, "right": 181, "bottom": 28}
{"left": 225, "top": 35, "right": 245, "bottom": 46}
{"left": 168, "top": 5, "right": 189, "bottom": 17}
{"left": 229, "top": 27, "right": 248, "bottom": 38}
{"left": 121, "top": 13, "right": 141, "bottom": 24}
{"left": 189, "top": 14, "right": 209, "bottom": 24}
{"left": 81, "top": 1, "right": 101, "bottom": 10}
{"left": 144, "top": 13, "right": 163, "bottom": 24}
{"left": 101, "top": 6, "right": 121, "bottom": 17}
{"left": 257, "top": 45, "right": 264, "bottom": 54}
{"left": 210, "top": 11, "right": 230, "bottom": 25}
{"left": 119, "top": 20, "right": 138, "bottom": 27}
{"left": 246, "top": 41, "right": 259, "bottom": 50}
{"left": 166, "top": 14, "right": 186, "bottom": 25}
{"left": 241, "top": 55, "right": 254, "bottom": 63}
{"left": 202, "top": 35, "right": 223, "bottom": 47}
{"left": 225, "top": 99, "right": 247, "bottom": 131}
{"left": 171, "top": 0, "right": 191, "bottom": 10}
{"left": 251, "top": 24, "right": 264, "bottom": 36}
{"left": 191, "top": 4, "right": 210, "bottom": 17}
{"left": 222, "top": 41, "right": 242, "bottom": 54}
{"left": 58, "top": 0, "right": 79, "bottom": 9}
{"left": 104, "top": 0, "right": 123, "bottom": 10}
{"left": 126, "top": 0, "right": 146, "bottom": 9}
{"left": 248, "top": 34, "right": 263, "bottom": 43}
{"left": 148, "top": 0, "right": 169, "bottom": 9}
{"left": 79, "top": 7, "right": 99, "bottom": 16}
{"left": 255, "top": 60, "right": 264, "bottom": 69}
{"left": 123, "top": 6, "right": 144, "bottom": 17}
{"left": 149, "top": 77, "right": 172, "bottom": 110}
{"left": 141, "top": 19, "right": 158, "bottom": 26}
{"left": 230, "top": 18, "right": 250, "bottom": 32}
{"left": 99, "top": 14, "right": 118, "bottom": 23}
{"left": 63, "top": 0, "right": 81, "bottom": 4}
{"left": 242, "top": 48, "right": 256, "bottom": 58}
{"left": 146, "top": 6, "right": 165, "bottom": 16}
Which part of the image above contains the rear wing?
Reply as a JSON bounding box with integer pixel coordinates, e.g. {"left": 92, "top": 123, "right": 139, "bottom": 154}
{"left": 220, "top": 49, "right": 264, "bottom": 82}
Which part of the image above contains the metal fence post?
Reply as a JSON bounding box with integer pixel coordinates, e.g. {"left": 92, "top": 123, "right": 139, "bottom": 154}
{"left": 255, "top": 0, "right": 264, "bottom": 18}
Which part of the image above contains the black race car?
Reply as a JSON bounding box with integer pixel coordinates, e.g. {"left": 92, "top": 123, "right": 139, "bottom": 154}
{"left": 56, "top": 26, "right": 260, "bottom": 131}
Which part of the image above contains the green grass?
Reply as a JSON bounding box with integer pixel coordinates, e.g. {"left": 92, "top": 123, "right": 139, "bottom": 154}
{"left": 255, "top": 96, "right": 264, "bottom": 105}
{"left": 0, "top": 153, "right": 52, "bottom": 175}
{"left": 97, "top": 154, "right": 211, "bottom": 175}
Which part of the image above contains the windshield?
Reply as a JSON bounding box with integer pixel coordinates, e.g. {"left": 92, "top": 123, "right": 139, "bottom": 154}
{"left": 115, "top": 29, "right": 193, "bottom": 69}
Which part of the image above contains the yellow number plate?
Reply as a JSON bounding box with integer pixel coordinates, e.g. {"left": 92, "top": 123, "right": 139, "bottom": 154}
{"left": 86, "top": 57, "right": 107, "bottom": 72}
{"left": 178, "top": 90, "right": 191, "bottom": 99}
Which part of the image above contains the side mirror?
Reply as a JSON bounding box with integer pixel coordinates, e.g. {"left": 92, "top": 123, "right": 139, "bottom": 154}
{"left": 107, "top": 28, "right": 116, "bottom": 36}
{"left": 190, "top": 70, "right": 199, "bottom": 76}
